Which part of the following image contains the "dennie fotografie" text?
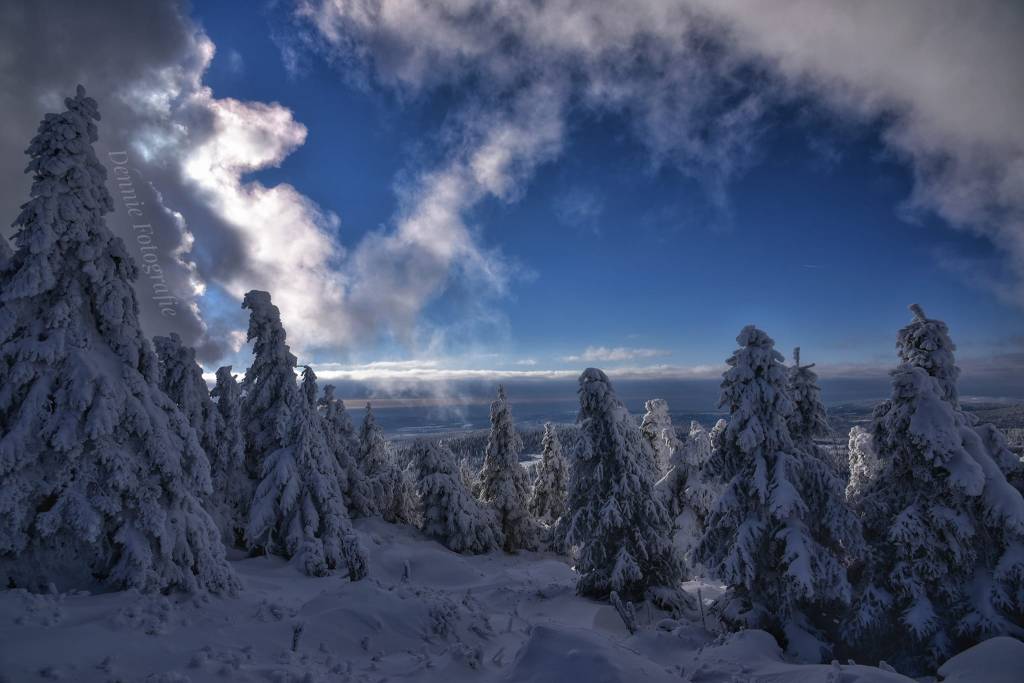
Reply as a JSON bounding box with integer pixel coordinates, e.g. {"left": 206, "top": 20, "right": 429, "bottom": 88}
{"left": 108, "top": 151, "right": 178, "bottom": 317}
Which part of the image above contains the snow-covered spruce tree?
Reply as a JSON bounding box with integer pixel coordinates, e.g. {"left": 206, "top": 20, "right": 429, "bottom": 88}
{"left": 210, "top": 365, "right": 250, "bottom": 545}
{"left": 842, "top": 306, "right": 1024, "bottom": 672}
{"left": 155, "top": 333, "right": 244, "bottom": 544}
{"left": 319, "top": 384, "right": 374, "bottom": 518}
{"left": 898, "top": 305, "right": 1024, "bottom": 487}
{"left": 786, "top": 348, "right": 830, "bottom": 453}
{"left": 566, "top": 368, "right": 686, "bottom": 607}
{"left": 528, "top": 422, "right": 569, "bottom": 526}
{"left": 695, "top": 326, "right": 853, "bottom": 659}
{"left": 641, "top": 399, "right": 678, "bottom": 478}
{"left": 845, "top": 426, "right": 883, "bottom": 510}
{"left": 412, "top": 439, "right": 503, "bottom": 554}
{"left": 478, "top": 385, "right": 536, "bottom": 551}
{"left": 300, "top": 365, "right": 318, "bottom": 408}
{"left": 684, "top": 421, "right": 718, "bottom": 524}
{"left": 241, "top": 291, "right": 367, "bottom": 579}
{"left": 358, "top": 403, "right": 416, "bottom": 524}
{"left": 0, "top": 87, "right": 236, "bottom": 594}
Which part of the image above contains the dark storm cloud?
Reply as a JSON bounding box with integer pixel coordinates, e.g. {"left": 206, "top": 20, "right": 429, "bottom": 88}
{"left": 0, "top": 0, "right": 240, "bottom": 361}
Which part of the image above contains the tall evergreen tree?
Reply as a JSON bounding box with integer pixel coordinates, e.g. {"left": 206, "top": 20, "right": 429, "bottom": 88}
{"left": 843, "top": 306, "right": 1024, "bottom": 672}
{"left": 358, "top": 403, "right": 416, "bottom": 524}
{"left": 640, "top": 399, "right": 678, "bottom": 478}
{"left": 412, "top": 439, "right": 502, "bottom": 554}
{"left": 241, "top": 290, "right": 367, "bottom": 579}
{"left": 319, "top": 385, "right": 374, "bottom": 518}
{"left": 566, "top": 368, "right": 685, "bottom": 606}
{"left": 155, "top": 333, "right": 240, "bottom": 544}
{"left": 0, "top": 87, "right": 236, "bottom": 594}
{"left": 696, "top": 327, "right": 853, "bottom": 659}
{"left": 210, "top": 365, "right": 250, "bottom": 545}
{"left": 529, "top": 422, "right": 569, "bottom": 525}
{"left": 478, "top": 386, "right": 536, "bottom": 551}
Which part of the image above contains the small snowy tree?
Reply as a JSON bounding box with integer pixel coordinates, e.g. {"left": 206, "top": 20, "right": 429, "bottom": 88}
{"left": 319, "top": 384, "right": 374, "bottom": 518}
{"left": 241, "top": 291, "right": 367, "bottom": 579}
{"left": 155, "top": 333, "right": 244, "bottom": 545}
{"left": 529, "top": 423, "right": 569, "bottom": 525}
{"left": 359, "top": 403, "right": 416, "bottom": 524}
{"left": 845, "top": 426, "right": 883, "bottom": 510}
{"left": 786, "top": 348, "right": 830, "bottom": 450}
{"left": 300, "top": 365, "right": 318, "bottom": 408}
{"left": 566, "top": 368, "right": 685, "bottom": 606}
{"left": 641, "top": 399, "right": 678, "bottom": 478}
{"left": 842, "top": 306, "right": 1024, "bottom": 673}
{"left": 412, "top": 439, "right": 502, "bottom": 554}
{"left": 684, "top": 421, "right": 719, "bottom": 524}
{"left": 0, "top": 87, "right": 236, "bottom": 594}
{"left": 210, "top": 366, "right": 250, "bottom": 545}
{"left": 478, "top": 386, "right": 536, "bottom": 551}
{"left": 696, "top": 327, "right": 853, "bottom": 660}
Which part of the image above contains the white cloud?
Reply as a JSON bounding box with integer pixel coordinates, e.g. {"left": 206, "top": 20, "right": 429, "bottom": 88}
{"left": 562, "top": 346, "right": 671, "bottom": 363}
{"left": 682, "top": 0, "right": 1024, "bottom": 305}
{"left": 299, "top": 0, "right": 1024, "bottom": 314}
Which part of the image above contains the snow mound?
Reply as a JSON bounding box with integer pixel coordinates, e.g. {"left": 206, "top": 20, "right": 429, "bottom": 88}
{"left": 937, "top": 636, "right": 1024, "bottom": 683}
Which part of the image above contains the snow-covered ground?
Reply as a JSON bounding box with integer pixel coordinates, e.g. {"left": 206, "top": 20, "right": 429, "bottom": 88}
{"left": 5, "top": 518, "right": 1015, "bottom": 683}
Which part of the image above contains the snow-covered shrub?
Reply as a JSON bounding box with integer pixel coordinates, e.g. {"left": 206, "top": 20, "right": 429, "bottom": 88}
{"left": 412, "top": 439, "right": 503, "bottom": 554}
{"left": 319, "top": 384, "right": 374, "bottom": 518}
{"left": 0, "top": 87, "right": 236, "bottom": 594}
{"left": 529, "top": 422, "right": 569, "bottom": 526}
{"left": 478, "top": 386, "right": 536, "bottom": 551}
{"left": 241, "top": 291, "right": 367, "bottom": 579}
{"left": 566, "top": 368, "right": 685, "bottom": 605}
{"left": 696, "top": 327, "right": 854, "bottom": 660}
{"left": 359, "top": 403, "right": 416, "bottom": 524}
{"left": 842, "top": 306, "right": 1024, "bottom": 673}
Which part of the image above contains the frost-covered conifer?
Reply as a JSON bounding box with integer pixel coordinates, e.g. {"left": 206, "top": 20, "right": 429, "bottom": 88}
{"left": 843, "top": 306, "right": 1024, "bottom": 672}
{"left": 845, "top": 426, "right": 882, "bottom": 509}
{"left": 210, "top": 365, "right": 250, "bottom": 544}
{"left": 319, "top": 385, "right": 374, "bottom": 518}
{"left": 657, "top": 420, "right": 720, "bottom": 567}
{"left": 529, "top": 423, "right": 569, "bottom": 525}
{"left": 241, "top": 291, "right": 366, "bottom": 579}
{"left": 696, "top": 327, "right": 853, "bottom": 659}
{"left": 300, "top": 365, "right": 318, "bottom": 408}
{"left": 478, "top": 386, "right": 536, "bottom": 551}
{"left": 0, "top": 87, "right": 236, "bottom": 594}
{"left": 566, "top": 368, "right": 685, "bottom": 605}
{"left": 359, "top": 403, "right": 416, "bottom": 524}
{"left": 684, "top": 421, "right": 718, "bottom": 522}
{"left": 786, "top": 348, "right": 830, "bottom": 450}
{"left": 412, "top": 439, "right": 502, "bottom": 554}
{"left": 155, "top": 333, "right": 245, "bottom": 544}
{"left": 641, "top": 399, "right": 678, "bottom": 478}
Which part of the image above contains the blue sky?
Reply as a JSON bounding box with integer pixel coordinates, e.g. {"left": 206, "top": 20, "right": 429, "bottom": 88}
{"left": 4, "top": 1, "right": 1019, "bottom": 399}
{"left": 180, "top": 0, "right": 1022, "bottom": 391}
